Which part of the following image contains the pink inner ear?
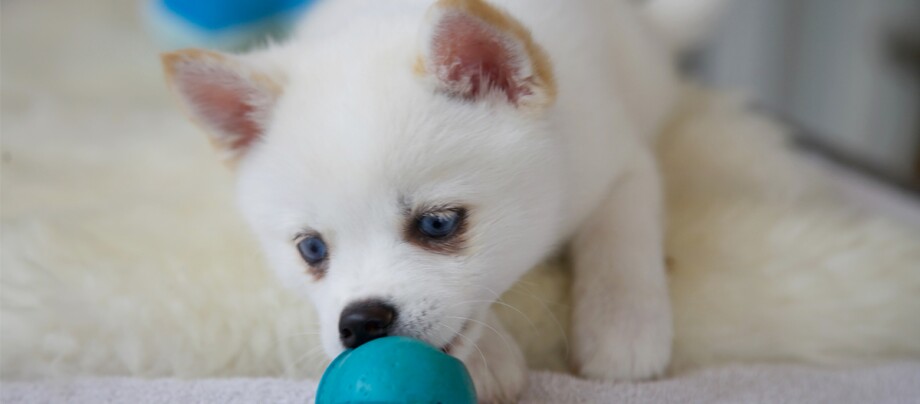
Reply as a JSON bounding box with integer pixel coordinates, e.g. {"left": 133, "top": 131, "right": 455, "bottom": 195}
{"left": 180, "top": 68, "right": 262, "bottom": 152}
{"left": 431, "top": 13, "right": 529, "bottom": 103}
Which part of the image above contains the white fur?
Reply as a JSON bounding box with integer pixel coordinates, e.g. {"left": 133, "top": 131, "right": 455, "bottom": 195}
{"left": 3, "top": 0, "right": 919, "bottom": 401}
{"left": 208, "top": 1, "right": 682, "bottom": 396}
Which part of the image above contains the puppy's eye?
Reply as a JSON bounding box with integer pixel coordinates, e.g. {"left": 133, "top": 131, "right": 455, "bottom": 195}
{"left": 417, "top": 210, "right": 462, "bottom": 239}
{"left": 297, "top": 235, "right": 328, "bottom": 265}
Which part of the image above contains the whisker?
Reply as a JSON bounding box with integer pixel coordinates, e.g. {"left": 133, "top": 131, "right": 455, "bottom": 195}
{"left": 433, "top": 322, "right": 454, "bottom": 348}
{"left": 445, "top": 315, "right": 515, "bottom": 355}
{"left": 290, "top": 343, "right": 328, "bottom": 371}
{"left": 269, "top": 328, "right": 323, "bottom": 350}
{"left": 479, "top": 285, "right": 542, "bottom": 337}
{"left": 476, "top": 280, "right": 570, "bottom": 361}
{"left": 276, "top": 331, "right": 322, "bottom": 341}
{"left": 439, "top": 322, "right": 489, "bottom": 377}
{"left": 508, "top": 283, "right": 569, "bottom": 309}
{"left": 506, "top": 282, "right": 570, "bottom": 360}
{"left": 448, "top": 299, "right": 539, "bottom": 336}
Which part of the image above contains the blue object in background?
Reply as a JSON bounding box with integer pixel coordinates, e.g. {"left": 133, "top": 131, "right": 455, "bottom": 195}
{"left": 316, "top": 336, "right": 477, "bottom": 404}
{"left": 144, "top": 0, "right": 320, "bottom": 51}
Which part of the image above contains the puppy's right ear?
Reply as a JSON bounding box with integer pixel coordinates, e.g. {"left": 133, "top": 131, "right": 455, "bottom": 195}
{"left": 162, "top": 49, "right": 283, "bottom": 163}
{"left": 415, "top": 0, "right": 556, "bottom": 112}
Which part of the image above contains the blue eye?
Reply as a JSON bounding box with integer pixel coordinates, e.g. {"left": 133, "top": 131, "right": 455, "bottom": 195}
{"left": 297, "top": 235, "right": 328, "bottom": 265}
{"left": 418, "top": 211, "right": 461, "bottom": 239}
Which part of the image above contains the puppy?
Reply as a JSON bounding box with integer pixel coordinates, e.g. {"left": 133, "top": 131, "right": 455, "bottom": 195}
{"left": 163, "top": 0, "right": 723, "bottom": 400}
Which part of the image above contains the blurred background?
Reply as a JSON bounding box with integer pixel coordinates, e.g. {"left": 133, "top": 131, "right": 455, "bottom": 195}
{"left": 695, "top": 0, "right": 920, "bottom": 191}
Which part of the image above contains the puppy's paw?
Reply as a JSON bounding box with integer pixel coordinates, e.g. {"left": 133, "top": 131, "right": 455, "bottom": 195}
{"left": 458, "top": 314, "right": 528, "bottom": 403}
{"left": 572, "top": 308, "right": 672, "bottom": 381}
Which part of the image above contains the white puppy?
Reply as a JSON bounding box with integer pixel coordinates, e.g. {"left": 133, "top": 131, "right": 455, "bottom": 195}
{"left": 163, "top": 0, "right": 723, "bottom": 400}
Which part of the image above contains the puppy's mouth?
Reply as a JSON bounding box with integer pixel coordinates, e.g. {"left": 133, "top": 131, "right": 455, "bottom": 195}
{"left": 439, "top": 319, "right": 471, "bottom": 355}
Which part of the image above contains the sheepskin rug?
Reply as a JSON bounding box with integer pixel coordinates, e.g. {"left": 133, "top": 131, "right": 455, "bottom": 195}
{"left": 2, "top": 0, "right": 919, "bottom": 380}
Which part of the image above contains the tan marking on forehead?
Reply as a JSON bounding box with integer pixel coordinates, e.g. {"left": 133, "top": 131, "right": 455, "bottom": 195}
{"left": 413, "top": 54, "right": 428, "bottom": 76}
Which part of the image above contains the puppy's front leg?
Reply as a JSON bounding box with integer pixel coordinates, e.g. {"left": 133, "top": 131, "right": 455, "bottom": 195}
{"left": 461, "top": 310, "right": 527, "bottom": 403}
{"left": 571, "top": 151, "right": 672, "bottom": 381}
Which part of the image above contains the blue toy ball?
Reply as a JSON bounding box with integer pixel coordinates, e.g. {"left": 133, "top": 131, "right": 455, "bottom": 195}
{"left": 144, "top": 0, "right": 319, "bottom": 51}
{"left": 316, "top": 336, "right": 477, "bottom": 404}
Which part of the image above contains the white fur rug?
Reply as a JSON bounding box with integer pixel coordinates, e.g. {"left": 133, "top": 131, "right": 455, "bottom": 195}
{"left": 2, "top": 0, "right": 919, "bottom": 380}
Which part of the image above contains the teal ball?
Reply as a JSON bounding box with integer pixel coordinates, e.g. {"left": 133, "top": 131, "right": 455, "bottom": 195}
{"left": 316, "top": 336, "right": 477, "bottom": 404}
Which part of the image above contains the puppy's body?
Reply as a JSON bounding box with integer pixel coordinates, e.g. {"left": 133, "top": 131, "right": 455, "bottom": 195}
{"left": 164, "top": 0, "right": 716, "bottom": 400}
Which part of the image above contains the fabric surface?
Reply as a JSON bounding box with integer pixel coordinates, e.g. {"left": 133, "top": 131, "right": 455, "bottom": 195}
{"left": 4, "top": 364, "right": 920, "bottom": 403}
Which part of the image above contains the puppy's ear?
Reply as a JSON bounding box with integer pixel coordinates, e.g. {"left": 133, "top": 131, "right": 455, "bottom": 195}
{"left": 162, "top": 49, "right": 282, "bottom": 162}
{"left": 416, "top": 0, "right": 556, "bottom": 111}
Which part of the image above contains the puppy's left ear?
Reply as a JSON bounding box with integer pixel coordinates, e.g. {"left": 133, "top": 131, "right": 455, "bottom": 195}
{"left": 416, "top": 0, "right": 556, "bottom": 112}
{"left": 162, "top": 49, "right": 283, "bottom": 163}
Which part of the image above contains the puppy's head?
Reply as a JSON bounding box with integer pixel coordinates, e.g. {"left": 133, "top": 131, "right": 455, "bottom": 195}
{"left": 163, "top": 0, "right": 562, "bottom": 359}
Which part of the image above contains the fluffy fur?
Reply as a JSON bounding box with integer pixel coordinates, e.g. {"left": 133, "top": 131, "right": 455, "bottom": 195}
{"left": 164, "top": 1, "right": 686, "bottom": 397}
{"left": 2, "top": 0, "right": 919, "bottom": 399}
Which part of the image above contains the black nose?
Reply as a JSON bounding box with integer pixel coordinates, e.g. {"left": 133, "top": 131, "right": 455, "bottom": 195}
{"left": 338, "top": 300, "right": 397, "bottom": 349}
